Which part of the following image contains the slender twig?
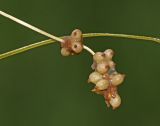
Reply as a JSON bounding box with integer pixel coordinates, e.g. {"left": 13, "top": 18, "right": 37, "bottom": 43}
{"left": 0, "top": 10, "right": 64, "bottom": 43}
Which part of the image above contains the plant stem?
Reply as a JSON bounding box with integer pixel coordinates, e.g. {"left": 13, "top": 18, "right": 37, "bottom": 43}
{"left": 0, "top": 33, "right": 159, "bottom": 60}
{"left": 0, "top": 10, "right": 64, "bottom": 43}
{"left": 83, "top": 45, "right": 95, "bottom": 55}
{"left": 1, "top": 10, "right": 160, "bottom": 60}
{"left": 83, "top": 33, "right": 160, "bottom": 44}
{"left": 0, "top": 39, "right": 56, "bottom": 60}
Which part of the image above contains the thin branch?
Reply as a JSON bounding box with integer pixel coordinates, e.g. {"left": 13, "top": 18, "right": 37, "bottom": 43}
{"left": 0, "top": 10, "right": 64, "bottom": 43}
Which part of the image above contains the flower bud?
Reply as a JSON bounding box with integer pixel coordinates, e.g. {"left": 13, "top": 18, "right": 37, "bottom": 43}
{"left": 71, "top": 42, "right": 83, "bottom": 54}
{"left": 61, "top": 48, "right": 70, "bottom": 56}
{"left": 104, "top": 49, "right": 114, "bottom": 61}
{"left": 96, "top": 79, "right": 109, "bottom": 90}
{"left": 88, "top": 72, "right": 102, "bottom": 84}
{"left": 108, "top": 60, "right": 116, "bottom": 68}
{"left": 109, "top": 94, "right": 121, "bottom": 109}
{"left": 91, "top": 62, "right": 97, "bottom": 70}
{"left": 71, "top": 29, "right": 82, "bottom": 41}
{"left": 93, "top": 52, "right": 105, "bottom": 63}
{"left": 110, "top": 74, "right": 125, "bottom": 86}
{"left": 96, "top": 62, "right": 109, "bottom": 74}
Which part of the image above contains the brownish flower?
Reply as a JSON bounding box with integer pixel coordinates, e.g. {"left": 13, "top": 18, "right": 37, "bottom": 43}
{"left": 88, "top": 49, "right": 125, "bottom": 110}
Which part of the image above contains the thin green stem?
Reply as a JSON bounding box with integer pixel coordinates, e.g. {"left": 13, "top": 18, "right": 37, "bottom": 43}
{"left": 0, "top": 39, "right": 55, "bottom": 60}
{"left": 0, "top": 33, "right": 160, "bottom": 60}
{"left": 83, "top": 33, "right": 160, "bottom": 44}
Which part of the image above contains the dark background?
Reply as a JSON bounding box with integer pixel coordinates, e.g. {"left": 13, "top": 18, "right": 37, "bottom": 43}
{"left": 0, "top": 0, "right": 160, "bottom": 126}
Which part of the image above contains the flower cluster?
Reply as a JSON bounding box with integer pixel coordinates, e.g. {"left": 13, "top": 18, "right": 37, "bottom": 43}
{"left": 88, "top": 49, "right": 125, "bottom": 109}
{"left": 60, "top": 29, "right": 83, "bottom": 56}
{"left": 60, "top": 29, "right": 125, "bottom": 110}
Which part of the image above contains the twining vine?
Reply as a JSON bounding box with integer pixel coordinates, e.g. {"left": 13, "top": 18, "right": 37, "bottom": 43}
{"left": 0, "top": 10, "right": 159, "bottom": 109}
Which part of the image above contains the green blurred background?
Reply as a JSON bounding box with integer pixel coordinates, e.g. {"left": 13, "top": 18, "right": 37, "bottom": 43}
{"left": 0, "top": 0, "right": 160, "bottom": 126}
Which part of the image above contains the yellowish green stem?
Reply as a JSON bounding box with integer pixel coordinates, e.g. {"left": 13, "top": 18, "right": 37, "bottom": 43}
{"left": 0, "top": 39, "right": 56, "bottom": 60}
{"left": 0, "top": 33, "right": 160, "bottom": 60}
{"left": 83, "top": 33, "right": 160, "bottom": 44}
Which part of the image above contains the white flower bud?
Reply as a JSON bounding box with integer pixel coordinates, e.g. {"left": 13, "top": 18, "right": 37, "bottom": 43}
{"left": 96, "top": 62, "right": 109, "bottom": 74}
{"left": 88, "top": 72, "right": 102, "bottom": 84}
{"left": 93, "top": 52, "right": 105, "bottom": 63}
{"left": 109, "top": 94, "right": 121, "bottom": 109}
{"left": 61, "top": 48, "right": 70, "bottom": 56}
{"left": 104, "top": 49, "right": 114, "bottom": 61}
{"left": 96, "top": 79, "right": 109, "bottom": 90}
{"left": 110, "top": 74, "right": 125, "bottom": 86}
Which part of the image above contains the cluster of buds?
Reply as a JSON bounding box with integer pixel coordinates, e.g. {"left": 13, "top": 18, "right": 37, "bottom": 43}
{"left": 88, "top": 49, "right": 125, "bottom": 109}
{"left": 60, "top": 29, "right": 125, "bottom": 110}
{"left": 60, "top": 29, "right": 83, "bottom": 56}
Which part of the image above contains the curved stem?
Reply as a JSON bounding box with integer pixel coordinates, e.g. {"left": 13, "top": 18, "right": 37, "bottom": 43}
{"left": 83, "top": 45, "right": 95, "bottom": 55}
{"left": 0, "top": 33, "right": 160, "bottom": 60}
{"left": 83, "top": 33, "right": 160, "bottom": 44}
